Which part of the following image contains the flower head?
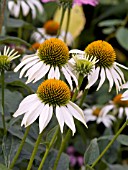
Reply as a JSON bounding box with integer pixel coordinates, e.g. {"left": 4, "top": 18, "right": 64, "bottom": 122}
{"left": 69, "top": 49, "right": 98, "bottom": 76}
{"left": 8, "top": 0, "right": 44, "bottom": 19}
{"left": 84, "top": 40, "right": 128, "bottom": 92}
{"left": 84, "top": 106, "right": 116, "bottom": 127}
{"left": 0, "top": 46, "right": 20, "bottom": 72}
{"left": 100, "top": 94, "right": 128, "bottom": 119}
{"left": 14, "top": 38, "right": 78, "bottom": 90}
{"left": 13, "top": 79, "right": 87, "bottom": 135}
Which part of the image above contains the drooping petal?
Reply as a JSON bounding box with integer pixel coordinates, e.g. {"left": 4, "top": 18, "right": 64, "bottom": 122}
{"left": 67, "top": 101, "right": 87, "bottom": 127}
{"left": 48, "top": 66, "right": 55, "bottom": 79}
{"left": 14, "top": 55, "right": 38, "bottom": 72}
{"left": 96, "top": 67, "right": 105, "bottom": 91}
{"left": 62, "top": 66, "right": 73, "bottom": 90}
{"left": 54, "top": 66, "right": 60, "bottom": 79}
{"left": 60, "top": 106, "right": 76, "bottom": 135}
{"left": 86, "top": 67, "right": 100, "bottom": 89}
{"left": 21, "top": 1, "right": 30, "bottom": 16}
{"left": 56, "top": 106, "right": 64, "bottom": 133}
{"left": 106, "top": 68, "right": 114, "bottom": 92}
{"left": 39, "top": 104, "right": 53, "bottom": 133}
{"left": 118, "top": 107, "right": 124, "bottom": 118}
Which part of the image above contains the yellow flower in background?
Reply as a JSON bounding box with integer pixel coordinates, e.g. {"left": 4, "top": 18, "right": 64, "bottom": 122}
{"left": 54, "top": 5, "right": 86, "bottom": 39}
{"left": 13, "top": 79, "right": 87, "bottom": 135}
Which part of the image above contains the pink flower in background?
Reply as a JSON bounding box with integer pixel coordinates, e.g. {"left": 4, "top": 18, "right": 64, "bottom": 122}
{"left": 41, "top": 0, "right": 99, "bottom": 6}
{"left": 74, "top": 0, "right": 99, "bottom": 6}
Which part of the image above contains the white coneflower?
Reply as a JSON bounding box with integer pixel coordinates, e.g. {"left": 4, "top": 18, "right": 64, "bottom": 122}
{"left": 8, "top": 0, "right": 44, "bottom": 19}
{"left": 31, "top": 20, "right": 73, "bottom": 46}
{"left": 69, "top": 49, "right": 98, "bottom": 76}
{"left": 0, "top": 46, "right": 20, "bottom": 72}
{"left": 14, "top": 38, "right": 78, "bottom": 90}
{"left": 101, "top": 94, "right": 128, "bottom": 119}
{"left": 13, "top": 79, "right": 87, "bottom": 135}
{"left": 84, "top": 106, "right": 116, "bottom": 127}
{"left": 84, "top": 40, "right": 128, "bottom": 93}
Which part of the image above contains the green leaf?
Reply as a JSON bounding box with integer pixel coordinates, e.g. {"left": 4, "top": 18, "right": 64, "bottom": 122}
{"left": 116, "top": 27, "right": 128, "bottom": 50}
{"left": 102, "top": 27, "right": 115, "bottom": 34}
{"left": 6, "top": 18, "right": 25, "bottom": 28}
{"left": 46, "top": 125, "right": 58, "bottom": 143}
{"left": 43, "top": 149, "right": 69, "bottom": 170}
{"left": 0, "top": 36, "right": 31, "bottom": 47}
{"left": 108, "top": 164, "right": 128, "bottom": 170}
{"left": 84, "top": 138, "right": 100, "bottom": 165}
{"left": 0, "top": 89, "right": 23, "bottom": 113}
{"left": 98, "top": 19, "right": 123, "bottom": 27}
{"left": 0, "top": 164, "right": 10, "bottom": 170}
{"left": 117, "top": 134, "right": 128, "bottom": 146}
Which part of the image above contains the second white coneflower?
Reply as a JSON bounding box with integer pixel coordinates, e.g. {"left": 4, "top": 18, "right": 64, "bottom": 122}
{"left": 13, "top": 79, "right": 87, "bottom": 135}
{"left": 14, "top": 38, "right": 78, "bottom": 90}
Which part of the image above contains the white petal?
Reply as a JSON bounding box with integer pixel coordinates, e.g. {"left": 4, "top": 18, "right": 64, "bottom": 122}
{"left": 39, "top": 104, "right": 53, "bottom": 133}
{"left": 14, "top": 55, "right": 38, "bottom": 72}
{"left": 100, "top": 105, "right": 114, "bottom": 116}
{"left": 21, "top": 99, "right": 42, "bottom": 127}
{"left": 114, "top": 64, "right": 125, "bottom": 83}
{"left": 115, "top": 62, "right": 128, "bottom": 70}
{"left": 19, "top": 59, "right": 39, "bottom": 78}
{"left": 33, "top": 64, "right": 50, "bottom": 83}
{"left": 21, "top": 1, "right": 30, "bottom": 16}
{"left": 86, "top": 67, "right": 100, "bottom": 89}
{"left": 60, "top": 106, "right": 76, "bottom": 135}
{"left": 106, "top": 68, "right": 114, "bottom": 92}
{"left": 96, "top": 67, "right": 105, "bottom": 91}
{"left": 13, "top": 2, "right": 20, "bottom": 17}
{"left": 110, "top": 68, "right": 120, "bottom": 92}
{"left": 48, "top": 66, "right": 55, "bottom": 79}
{"left": 27, "top": 1, "right": 36, "bottom": 19}
{"left": 54, "top": 66, "right": 60, "bottom": 79}
{"left": 13, "top": 94, "right": 38, "bottom": 117}
{"left": 118, "top": 107, "right": 124, "bottom": 118}
{"left": 56, "top": 106, "right": 64, "bottom": 133}
{"left": 8, "top": 1, "right": 14, "bottom": 11}
{"left": 69, "top": 49, "right": 85, "bottom": 55}
{"left": 31, "top": 0, "right": 44, "bottom": 14}
{"left": 67, "top": 102, "right": 87, "bottom": 127}
{"left": 62, "top": 67, "right": 73, "bottom": 90}
{"left": 64, "top": 65, "right": 78, "bottom": 87}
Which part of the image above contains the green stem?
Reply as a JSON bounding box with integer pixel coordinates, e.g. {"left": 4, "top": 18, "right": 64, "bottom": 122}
{"left": 1, "top": 70, "right": 6, "bottom": 134}
{"left": 91, "top": 120, "right": 128, "bottom": 168}
{"left": 71, "top": 74, "right": 84, "bottom": 102}
{"left": 79, "top": 89, "right": 88, "bottom": 108}
{"left": 52, "top": 129, "right": 71, "bottom": 170}
{"left": 56, "top": 7, "right": 65, "bottom": 38}
{"left": 9, "top": 126, "right": 31, "bottom": 169}
{"left": 27, "top": 132, "right": 43, "bottom": 170}
{"left": 64, "top": 8, "right": 71, "bottom": 43}
{"left": 38, "top": 126, "right": 60, "bottom": 170}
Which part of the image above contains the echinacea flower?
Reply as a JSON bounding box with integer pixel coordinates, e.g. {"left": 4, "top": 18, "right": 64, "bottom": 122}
{"left": 69, "top": 49, "right": 98, "bottom": 77}
{"left": 101, "top": 94, "right": 128, "bottom": 119}
{"left": 84, "top": 106, "right": 116, "bottom": 127}
{"left": 0, "top": 46, "right": 20, "bottom": 72}
{"left": 84, "top": 40, "right": 128, "bottom": 92}
{"left": 13, "top": 79, "right": 87, "bottom": 135}
{"left": 31, "top": 20, "right": 73, "bottom": 46}
{"left": 41, "top": 0, "right": 99, "bottom": 6}
{"left": 14, "top": 38, "right": 78, "bottom": 90}
{"left": 8, "top": 0, "right": 44, "bottom": 19}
